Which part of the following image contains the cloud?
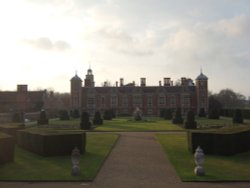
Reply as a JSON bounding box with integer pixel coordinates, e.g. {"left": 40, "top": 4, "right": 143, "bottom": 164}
{"left": 85, "top": 27, "right": 154, "bottom": 56}
{"left": 164, "top": 15, "right": 250, "bottom": 65}
{"left": 21, "top": 37, "right": 71, "bottom": 51}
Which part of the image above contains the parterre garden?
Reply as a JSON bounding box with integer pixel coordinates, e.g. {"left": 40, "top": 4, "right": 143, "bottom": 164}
{"left": 1, "top": 114, "right": 250, "bottom": 181}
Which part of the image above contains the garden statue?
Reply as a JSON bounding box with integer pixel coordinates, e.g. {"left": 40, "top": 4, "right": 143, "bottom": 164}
{"left": 133, "top": 107, "right": 142, "bottom": 121}
{"left": 194, "top": 146, "right": 205, "bottom": 176}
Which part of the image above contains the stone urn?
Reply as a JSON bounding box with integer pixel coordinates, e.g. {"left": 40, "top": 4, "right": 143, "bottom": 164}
{"left": 71, "top": 147, "right": 81, "bottom": 176}
{"left": 194, "top": 146, "right": 205, "bottom": 176}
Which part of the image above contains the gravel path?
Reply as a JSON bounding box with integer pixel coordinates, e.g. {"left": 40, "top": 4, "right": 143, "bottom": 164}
{"left": 91, "top": 132, "right": 181, "bottom": 188}
{"left": 1, "top": 132, "right": 250, "bottom": 188}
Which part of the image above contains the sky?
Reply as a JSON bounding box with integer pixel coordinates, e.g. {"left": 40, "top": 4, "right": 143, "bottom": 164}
{"left": 1, "top": 0, "right": 250, "bottom": 97}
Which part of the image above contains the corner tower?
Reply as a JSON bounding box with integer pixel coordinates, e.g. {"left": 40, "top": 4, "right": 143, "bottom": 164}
{"left": 84, "top": 68, "right": 95, "bottom": 87}
{"left": 196, "top": 71, "right": 208, "bottom": 114}
{"left": 70, "top": 72, "right": 82, "bottom": 111}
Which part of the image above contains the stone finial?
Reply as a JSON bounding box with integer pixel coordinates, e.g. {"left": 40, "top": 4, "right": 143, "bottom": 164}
{"left": 194, "top": 146, "right": 205, "bottom": 176}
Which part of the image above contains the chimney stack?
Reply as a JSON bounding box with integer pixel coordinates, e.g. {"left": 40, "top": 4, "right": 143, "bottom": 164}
{"left": 164, "top": 78, "right": 171, "bottom": 86}
{"left": 159, "top": 81, "right": 162, "bottom": 86}
{"left": 140, "top": 78, "right": 146, "bottom": 87}
{"left": 120, "top": 78, "right": 124, "bottom": 86}
{"left": 116, "top": 81, "right": 118, "bottom": 87}
{"left": 181, "top": 77, "right": 187, "bottom": 86}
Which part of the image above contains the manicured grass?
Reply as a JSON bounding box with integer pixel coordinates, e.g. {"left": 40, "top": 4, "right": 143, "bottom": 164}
{"left": 156, "top": 133, "right": 250, "bottom": 181}
{"left": 0, "top": 133, "right": 118, "bottom": 181}
{"left": 29, "top": 116, "right": 250, "bottom": 131}
{"left": 196, "top": 116, "right": 250, "bottom": 128}
{"left": 95, "top": 117, "right": 183, "bottom": 131}
{"left": 49, "top": 118, "right": 80, "bottom": 128}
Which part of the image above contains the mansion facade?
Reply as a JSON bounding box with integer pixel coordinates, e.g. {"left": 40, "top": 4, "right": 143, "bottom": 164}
{"left": 70, "top": 69, "right": 208, "bottom": 116}
{"left": 0, "top": 85, "right": 45, "bottom": 113}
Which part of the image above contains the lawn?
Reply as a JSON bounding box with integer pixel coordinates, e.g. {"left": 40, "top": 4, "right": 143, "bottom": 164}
{"left": 94, "top": 117, "right": 183, "bottom": 131}
{"left": 156, "top": 133, "right": 250, "bottom": 181}
{"left": 33, "top": 117, "right": 183, "bottom": 131}
{"left": 0, "top": 133, "right": 118, "bottom": 181}
{"left": 36, "top": 116, "right": 250, "bottom": 132}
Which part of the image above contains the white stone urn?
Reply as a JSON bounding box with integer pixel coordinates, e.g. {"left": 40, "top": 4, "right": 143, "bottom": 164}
{"left": 194, "top": 146, "right": 205, "bottom": 176}
{"left": 71, "top": 147, "right": 81, "bottom": 176}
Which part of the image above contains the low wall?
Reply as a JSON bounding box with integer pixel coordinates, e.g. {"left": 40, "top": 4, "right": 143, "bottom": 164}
{"left": 0, "top": 124, "right": 25, "bottom": 142}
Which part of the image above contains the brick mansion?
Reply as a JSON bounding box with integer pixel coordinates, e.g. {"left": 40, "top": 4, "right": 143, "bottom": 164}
{"left": 70, "top": 68, "right": 208, "bottom": 116}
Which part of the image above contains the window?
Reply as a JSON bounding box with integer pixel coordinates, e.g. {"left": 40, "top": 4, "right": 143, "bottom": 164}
{"left": 170, "top": 95, "right": 176, "bottom": 107}
{"left": 182, "top": 95, "right": 190, "bottom": 107}
{"left": 122, "top": 96, "right": 128, "bottom": 107}
{"left": 147, "top": 96, "right": 153, "bottom": 107}
{"left": 111, "top": 95, "right": 117, "bottom": 107}
{"left": 87, "top": 97, "right": 95, "bottom": 108}
{"left": 101, "top": 96, "right": 105, "bottom": 108}
{"left": 133, "top": 95, "right": 142, "bottom": 107}
{"left": 147, "top": 108, "right": 153, "bottom": 115}
{"left": 159, "top": 96, "right": 165, "bottom": 106}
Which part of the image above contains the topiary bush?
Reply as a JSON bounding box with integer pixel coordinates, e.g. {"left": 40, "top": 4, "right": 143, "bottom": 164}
{"left": 233, "top": 109, "right": 243, "bottom": 124}
{"left": 71, "top": 109, "right": 80, "bottom": 118}
{"left": 164, "top": 109, "right": 173, "bottom": 120}
{"left": 208, "top": 96, "right": 221, "bottom": 119}
{"left": 37, "top": 109, "right": 49, "bottom": 125}
{"left": 80, "top": 111, "right": 91, "bottom": 130}
{"left": 103, "top": 109, "right": 113, "bottom": 120}
{"left": 12, "top": 112, "right": 24, "bottom": 123}
{"left": 110, "top": 109, "right": 116, "bottom": 118}
{"left": 208, "top": 107, "right": 220, "bottom": 119}
{"left": 184, "top": 110, "right": 197, "bottom": 129}
{"left": 172, "top": 108, "right": 183, "bottom": 124}
{"left": 160, "top": 109, "right": 165, "bottom": 118}
{"left": 59, "top": 110, "right": 70, "bottom": 120}
{"left": 198, "top": 108, "right": 206, "bottom": 117}
{"left": 93, "top": 111, "right": 103, "bottom": 125}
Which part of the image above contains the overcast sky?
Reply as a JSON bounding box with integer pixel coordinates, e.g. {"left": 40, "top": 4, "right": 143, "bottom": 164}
{"left": 1, "top": 0, "right": 250, "bottom": 97}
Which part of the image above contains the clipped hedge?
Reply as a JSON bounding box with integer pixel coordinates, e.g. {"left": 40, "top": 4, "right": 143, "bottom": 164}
{"left": 221, "top": 108, "right": 250, "bottom": 119}
{"left": 187, "top": 127, "right": 250, "bottom": 155}
{"left": 0, "top": 132, "right": 15, "bottom": 164}
{"left": 0, "top": 124, "right": 25, "bottom": 142}
{"left": 17, "top": 129, "right": 86, "bottom": 156}
{"left": 172, "top": 108, "right": 183, "bottom": 124}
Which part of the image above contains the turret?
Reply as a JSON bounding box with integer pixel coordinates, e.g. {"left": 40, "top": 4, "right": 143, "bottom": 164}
{"left": 196, "top": 71, "right": 208, "bottom": 114}
{"left": 84, "top": 68, "right": 95, "bottom": 87}
{"left": 70, "top": 72, "right": 82, "bottom": 111}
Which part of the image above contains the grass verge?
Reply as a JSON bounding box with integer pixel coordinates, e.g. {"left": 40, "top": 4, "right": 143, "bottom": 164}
{"left": 0, "top": 133, "right": 118, "bottom": 181}
{"left": 156, "top": 133, "right": 250, "bottom": 181}
{"left": 94, "top": 117, "right": 183, "bottom": 131}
